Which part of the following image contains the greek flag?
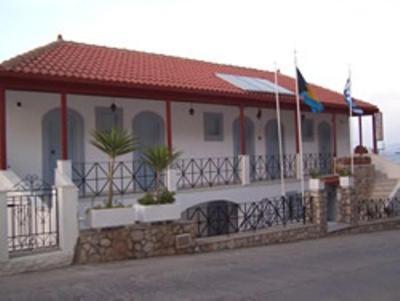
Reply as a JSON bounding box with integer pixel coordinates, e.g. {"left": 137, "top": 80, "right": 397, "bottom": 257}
{"left": 344, "top": 78, "right": 363, "bottom": 115}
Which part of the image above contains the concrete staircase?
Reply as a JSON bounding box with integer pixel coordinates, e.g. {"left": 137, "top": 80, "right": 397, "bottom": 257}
{"left": 370, "top": 170, "right": 399, "bottom": 199}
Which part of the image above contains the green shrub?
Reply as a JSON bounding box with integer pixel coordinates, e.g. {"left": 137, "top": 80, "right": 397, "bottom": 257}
{"left": 159, "top": 190, "right": 176, "bottom": 204}
{"left": 337, "top": 168, "right": 351, "bottom": 177}
{"left": 138, "top": 193, "right": 156, "bottom": 206}
{"left": 138, "top": 190, "right": 176, "bottom": 206}
{"left": 309, "top": 168, "right": 320, "bottom": 179}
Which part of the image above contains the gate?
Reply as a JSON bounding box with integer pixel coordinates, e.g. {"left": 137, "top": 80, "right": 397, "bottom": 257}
{"left": 7, "top": 175, "right": 59, "bottom": 256}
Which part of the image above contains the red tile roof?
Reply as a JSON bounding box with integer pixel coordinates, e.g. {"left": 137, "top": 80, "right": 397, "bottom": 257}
{"left": 0, "top": 39, "right": 378, "bottom": 113}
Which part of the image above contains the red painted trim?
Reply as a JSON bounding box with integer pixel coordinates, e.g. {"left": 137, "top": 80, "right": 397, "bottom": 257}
{"left": 0, "top": 75, "right": 379, "bottom": 115}
{"left": 0, "top": 85, "right": 6, "bottom": 170}
{"left": 294, "top": 110, "right": 300, "bottom": 154}
{"left": 358, "top": 116, "right": 363, "bottom": 146}
{"left": 239, "top": 105, "right": 246, "bottom": 155}
{"left": 166, "top": 100, "right": 173, "bottom": 153}
{"left": 372, "top": 114, "right": 378, "bottom": 154}
{"left": 61, "top": 93, "right": 68, "bottom": 160}
{"left": 332, "top": 114, "right": 337, "bottom": 157}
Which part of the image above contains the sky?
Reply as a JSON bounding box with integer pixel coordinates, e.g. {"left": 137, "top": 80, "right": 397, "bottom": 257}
{"left": 0, "top": 0, "right": 399, "bottom": 150}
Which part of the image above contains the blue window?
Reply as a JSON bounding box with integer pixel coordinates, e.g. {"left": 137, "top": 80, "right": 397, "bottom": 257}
{"left": 204, "top": 112, "right": 224, "bottom": 141}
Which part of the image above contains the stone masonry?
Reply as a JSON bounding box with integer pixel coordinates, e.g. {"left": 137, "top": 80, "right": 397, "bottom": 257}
{"left": 74, "top": 220, "right": 196, "bottom": 264}
{"left": 337, "top": 186, "right": 358, "bottom": 225}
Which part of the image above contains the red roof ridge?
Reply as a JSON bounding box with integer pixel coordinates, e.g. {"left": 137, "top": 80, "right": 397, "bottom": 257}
{"left": 1, "top": 41, "right": 60, "bottom": 70}
{"left": 1, "top": 38, "right": 274, "bottom": 78}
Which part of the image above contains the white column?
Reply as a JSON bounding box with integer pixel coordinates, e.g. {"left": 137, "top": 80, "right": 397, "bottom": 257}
{"left": 56, "top": 172, "right": 79, "bottom": 255}
{"left": 239, "top": 155, "right": 250, "bottom": 186}
{"left": 296, "top": 153, "right": 302, "bottom": 180}
{"left": 167, "top": 168, "right": 179, "bottom": 192}
{"left": 55, "top": 160, "right": 72, "bottom": 185}
{"left": 0, "top": 191, "right": 8, "bottom": 262}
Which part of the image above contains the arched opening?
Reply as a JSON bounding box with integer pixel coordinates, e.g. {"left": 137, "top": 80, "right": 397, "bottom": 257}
{"left": 182, "top": 200, "right": 239, "bottom": 237}
{"left": 265, "top": 119, "right": 285, "bottom": 179}
{"left": 232, "top": 117, "right": 255, "bottom": 156}
{"left": 42, "top": 108, "right": 84, "bottom": 184}
{"left": 318, "top": 121, "right": 332, "bottom": 175}
{"left": 132, "top": 111, "right": 165, "bottom": 189}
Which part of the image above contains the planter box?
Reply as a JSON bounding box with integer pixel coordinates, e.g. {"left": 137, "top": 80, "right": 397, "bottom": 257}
{"left": 309, "top": 178, "right": 324, "bottom": 191}
{"left": 339, "top": 176, "right": 353, "bottom": 188}
{"left": 134, "top": 203, "right": 180, "bottom": 223}
{"left": 89, "top": 207, "right": 135, "bottom": 229}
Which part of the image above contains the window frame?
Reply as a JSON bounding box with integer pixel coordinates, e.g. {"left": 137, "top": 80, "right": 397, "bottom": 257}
{"left": 203, "top": 112, "right": 224, "bottom": 141}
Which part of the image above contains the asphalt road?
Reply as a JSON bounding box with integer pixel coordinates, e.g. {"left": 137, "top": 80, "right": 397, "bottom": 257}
{"left": 1, "top": 230, "right": 400, "bottom": 301}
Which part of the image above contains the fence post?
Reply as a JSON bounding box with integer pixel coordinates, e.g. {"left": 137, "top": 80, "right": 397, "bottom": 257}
{"left": 55, "top": 160, "right": 72, "bottom": 184}
{"left": 337, "top": 177, "right": 357, "bottom": 225}
{"left": 305, "top": 182, "right": 327, "bottom": 233}
{"left": 296, "top": 153, "right": 302, "bottom": 180}
{"left": 239, "top": 155, "right": 250, "bottom": 185}
{"left": 56, "top": 165, "right": 79, "bottom": 256}
{"left": 0, "top": 191, "right": 8, "bottom": 262}
{"left": 167, "top": 168, "right": 179, "bottom": 192}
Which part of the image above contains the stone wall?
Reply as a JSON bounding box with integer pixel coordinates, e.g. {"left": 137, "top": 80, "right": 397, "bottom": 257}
{"left": 336, "top": 187, "right": 358, "bottom": 224}
{"left": 329, "top": 217, "right": 400, "bottom": 236}
{"left": 353, "top": 164, "right": 375, "bottom": 200}
{"left": 196, "top": 224, "right": 323, "bottom": 253}
{"left": 75, "top": 221, "right": 196, "bottom": 264}
{"left": 74, "top": 220, "right": 324, "bottom": 265}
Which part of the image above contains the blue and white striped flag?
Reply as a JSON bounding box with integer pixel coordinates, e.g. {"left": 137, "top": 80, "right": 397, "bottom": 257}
{"left": 344, "top": 78, "right": 363, "bottom": 115}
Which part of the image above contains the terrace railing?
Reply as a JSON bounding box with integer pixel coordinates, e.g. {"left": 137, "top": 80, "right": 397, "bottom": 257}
{"left": 72, "top": 160, "right": 164, "bottom": 198}
{"left": 250, "top": 154, "right": 297, "bottom": 182}
{"left": 303, "top": 153, "right": 333, "bottom": 176}
{"left": 358, "top": 197, "right": 400, "bottom": 221}
{"left": 184, "top": 193, "right": 309, "bottom": 238}
{"left": 175, "top": 156, "right": 241, "bottom": 190}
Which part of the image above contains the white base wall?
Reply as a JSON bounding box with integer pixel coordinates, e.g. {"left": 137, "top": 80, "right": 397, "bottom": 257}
{"left": 78, "top": 180, "right": 302, "bottom": 229}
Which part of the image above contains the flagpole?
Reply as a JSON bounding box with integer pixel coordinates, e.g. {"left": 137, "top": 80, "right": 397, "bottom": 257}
{"left": 274, "top": 62, "right": 286, "bottom": 196}
{"left": 294, "top": 51, "right": 305, "bottom": 200}
{"left": 348, "top": 67, "right": 355, "bottom": 175}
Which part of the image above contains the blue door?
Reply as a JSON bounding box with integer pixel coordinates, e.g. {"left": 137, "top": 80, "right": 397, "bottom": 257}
{"left": 42, "top": 109, "right": 84, "bottom": 185}
{"left": 265, "top": 120, "right": 285, "bottom": 179}
{"left": 132, "top": 112, "right": 165, "bottom": 191}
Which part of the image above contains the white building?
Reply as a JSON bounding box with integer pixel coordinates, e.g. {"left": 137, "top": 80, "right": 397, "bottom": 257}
{"left": 0, "top": 36, "right": 381, "bottom": 227}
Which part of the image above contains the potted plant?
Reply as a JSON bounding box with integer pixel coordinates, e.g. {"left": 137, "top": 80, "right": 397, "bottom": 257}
{"left": 88, "top": 127, "right": 139, "bottom": 228}
{"left": 135, "top": 146, "right": 182, "bottom": 222}
{"left": 338, "top": 168, "right": 353, "bottom": 188}
{"left": 308, "top": 168, "right": 324, "bottom": 191}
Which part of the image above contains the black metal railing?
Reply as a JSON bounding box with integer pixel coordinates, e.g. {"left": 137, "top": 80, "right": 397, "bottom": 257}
{"left": 250, "top": 154, "right": 297, "bottom": 182}
{"left": 184, "top": 193, "right": 308, "bottom": 238}
{"left": 358, "top": 197, "right": 400, "bottom": 221}
{"left": 72, "top": 160, "right": 164, "bottom": 198}
{"left": 303, "top": 153, "right": 333, "bottom": 176}
{"left": 7, "top": 177, "right": 59, "bottom": 255}
{"left": 176, "top": 156, "right": 241, "bottom": 190}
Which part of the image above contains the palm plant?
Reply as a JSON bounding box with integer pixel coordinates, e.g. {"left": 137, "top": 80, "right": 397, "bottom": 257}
{"left": 90, "top": 127, "right": 139, "bottom": 208}
{"left": 142, "top": 146, "right": 182, "bottom": 199}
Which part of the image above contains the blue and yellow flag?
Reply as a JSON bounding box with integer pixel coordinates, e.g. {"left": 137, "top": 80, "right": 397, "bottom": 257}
{"left": 296, "top": 68, "right": 324, "bottom": 113}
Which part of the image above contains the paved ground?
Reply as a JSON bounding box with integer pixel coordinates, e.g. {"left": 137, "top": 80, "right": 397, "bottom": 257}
{"left": 2, "top": 230, "right": 400, "bottom": 301}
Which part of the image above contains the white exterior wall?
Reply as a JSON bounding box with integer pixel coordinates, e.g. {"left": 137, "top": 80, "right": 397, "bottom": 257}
{"left": 6, "top": 90, "right": 350, "bottom": 179}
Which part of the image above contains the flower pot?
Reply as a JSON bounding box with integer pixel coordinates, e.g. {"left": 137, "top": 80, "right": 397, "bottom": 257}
{"left": 339, "top": 176, "right": 353, "bottom": 188}
{"left": 309, "top": 178, "right": 324, "bottom": 191}
{"left": 134, "top": 203, "right": 180, "bottom": 223}
{"left": 88, "top": 207, "right": 134, "bottom": 229}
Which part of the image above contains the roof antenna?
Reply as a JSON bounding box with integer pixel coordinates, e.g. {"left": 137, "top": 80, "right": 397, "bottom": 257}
{"left": 57, "top": 34, "right": 63, "bottom": 41}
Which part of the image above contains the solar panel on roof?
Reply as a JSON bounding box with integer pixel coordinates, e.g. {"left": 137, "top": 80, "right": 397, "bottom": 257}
{"left": 215, "top": 73, "right": 293, "bottom": 95}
